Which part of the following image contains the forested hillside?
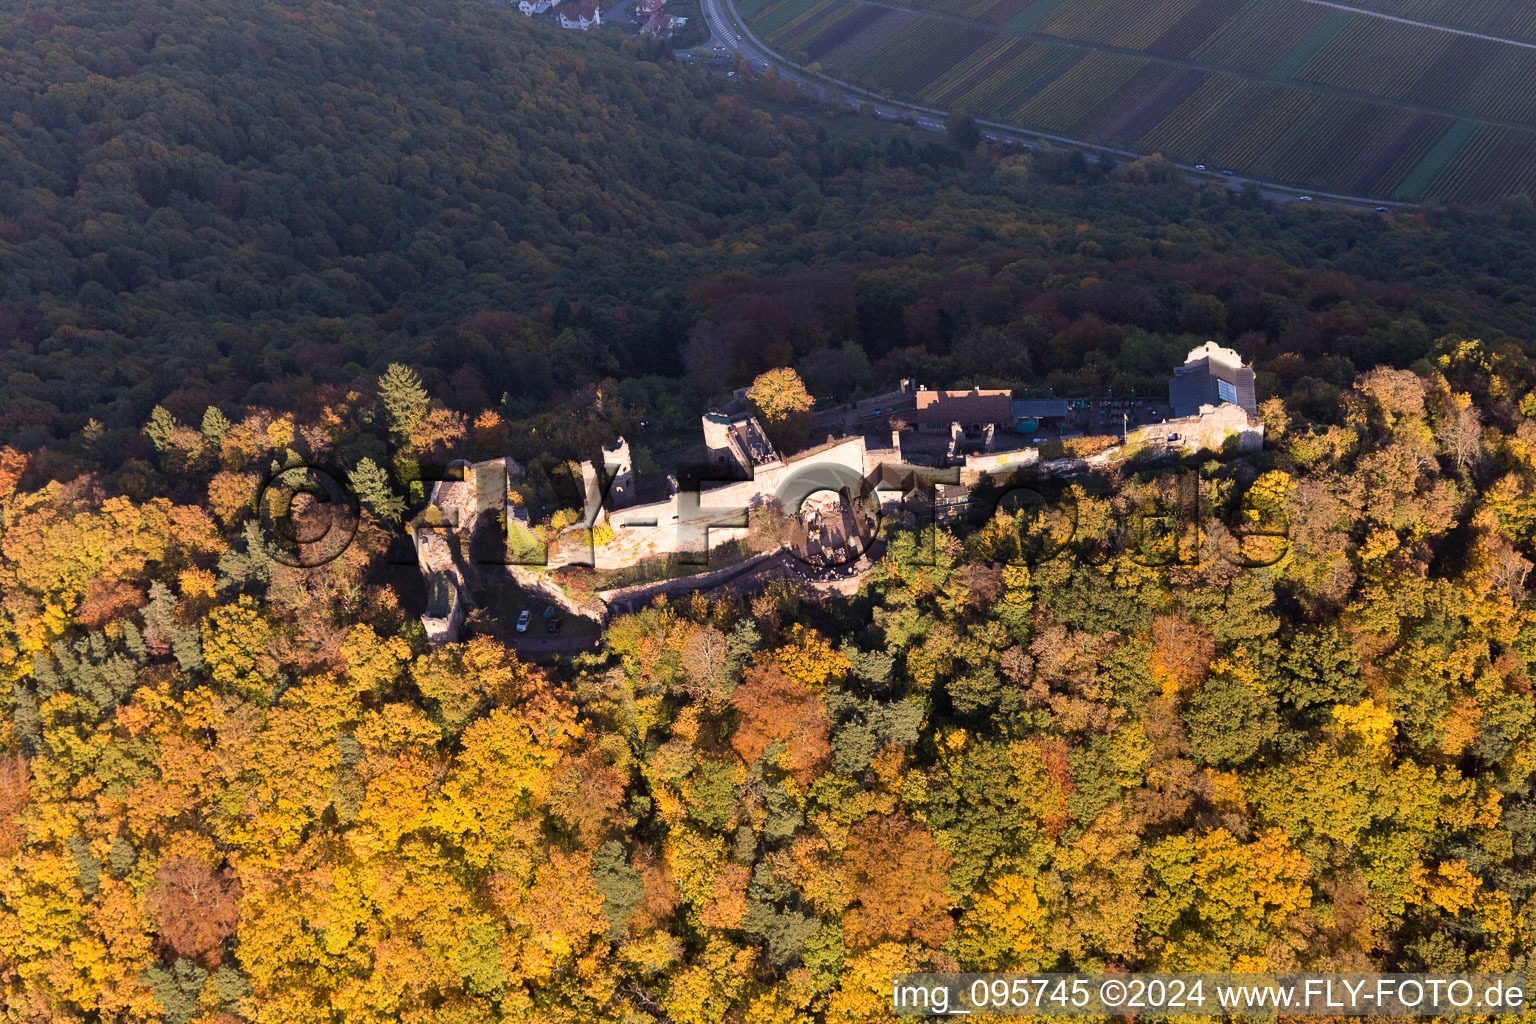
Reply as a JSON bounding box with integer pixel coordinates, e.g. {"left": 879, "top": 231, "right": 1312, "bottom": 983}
{"left": 11, "top": 0, "right": 1536, "bottom": 1019}
{"left": 6, "top": 350, "right": 1536, "bottom": 1022}
{"left": 6, "top": 0, "right": 1536, "bottom": 460}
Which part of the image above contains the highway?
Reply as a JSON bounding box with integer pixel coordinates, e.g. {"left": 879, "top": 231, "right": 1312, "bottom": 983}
{"left": 688, "top": 0, "right": 1410, "bottom": 211}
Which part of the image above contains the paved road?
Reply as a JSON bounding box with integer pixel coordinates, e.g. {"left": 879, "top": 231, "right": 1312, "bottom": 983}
{"left": 691, "top": 0, "right": 1416, "bottom": 209}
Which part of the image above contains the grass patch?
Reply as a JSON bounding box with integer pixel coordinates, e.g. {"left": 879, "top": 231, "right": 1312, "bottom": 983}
{"left": 1269, "top": 9, "right": 1352, "bottom": 81}
{"left": 1393, "top": 117, "right": 1476, "bottom": 200}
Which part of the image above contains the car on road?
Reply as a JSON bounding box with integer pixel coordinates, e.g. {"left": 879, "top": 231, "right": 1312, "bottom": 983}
{"left": 516, "top": 609, "right": 530, "bottom": 633}
{"left": 1298, "top": 195, "right": 1313, "bottom": 202}
{"left": 1374, "top": 206, "right": 1389, "bottom": 213}
{"left": 1194, "top": 164, "right": 1206, "bottom": 171}
{"left": 1221, "top": 169, "right": 1235, "bottom": 176}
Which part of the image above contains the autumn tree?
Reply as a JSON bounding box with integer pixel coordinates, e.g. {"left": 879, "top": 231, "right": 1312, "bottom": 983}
{"left": 840, "top": 812, "right": 953, "bottom": 949}
{"left": 747, "top": 367, "right": 814, "bottom": 423}
{"left": 0, "top": 754, "right": 28, "bottom": 857}
{"left": 207, "top": 470, "right": 260, "bottom": 526}
{"left": 1148, "top": 614, "right": 1217, "bottom": 695}
{"left": 955, "top": 873, "right": 1050, "bottom": 969}
{"left": 199, "top": 596, "right": 276, "bottom": 702}
{"left": 409, "top": 407, "right": 468, "bottom": 460}
{"left": 746, "top": 367, "right": 815, "bottom": 448}
{"left": 730, "top": 662, "right": 832, "bottom": 789}
{"left": 147, "top": 858, "right": 242, "bottom": 965}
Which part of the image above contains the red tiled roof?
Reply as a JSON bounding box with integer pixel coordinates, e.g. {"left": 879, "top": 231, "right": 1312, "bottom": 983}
{"left": 909, "top": 388, "right": 1013, "bottom": 425}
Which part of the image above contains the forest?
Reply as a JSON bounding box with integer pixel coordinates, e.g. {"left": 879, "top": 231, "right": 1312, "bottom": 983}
{"left": 8, "top": 0, "right": 1536, "bottom": 1020}
{"left": 6, "top": 0, "right": 1536, "bottom": 467}
{"left": 6, "top": 341, "right": 1536, "bottom": 1022}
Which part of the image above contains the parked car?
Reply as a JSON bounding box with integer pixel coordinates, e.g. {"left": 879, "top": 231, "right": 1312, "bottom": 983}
{"left": 1194, "top": 164, "right": 1206, "bottom": 171}
{"left": 516, "top": 609, "right": 530, "bottom": 632}
{"left": 546, "top": 618, "right": 561, "bottom": 634}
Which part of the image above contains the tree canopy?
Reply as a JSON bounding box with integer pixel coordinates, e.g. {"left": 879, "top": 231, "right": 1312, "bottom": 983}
{"left": 7, "top": 0, "right": 1536, "bottom": 1019}
{"left": 2, "top": 348, "right": 1536, "bottom": 1019}
{"left": 5, "top": 0, "right": 1536, "bottom": 469}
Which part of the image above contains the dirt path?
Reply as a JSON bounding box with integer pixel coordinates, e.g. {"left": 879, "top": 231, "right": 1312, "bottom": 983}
{"left": 509, "top": 632, "right": 603, "bottom": 658}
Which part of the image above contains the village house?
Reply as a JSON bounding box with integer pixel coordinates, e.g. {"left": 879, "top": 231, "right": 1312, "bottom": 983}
{"left": 517, "top": 0, "right": 557, "bottom": 13}
{"left": 634, "top": 0, "right": 664, "bottom": 17}
{"left": 640, "top": 12, "right": 685, "bottom": 34}
{"left": 559, "top": 0, "right": 601, "bottom": 29}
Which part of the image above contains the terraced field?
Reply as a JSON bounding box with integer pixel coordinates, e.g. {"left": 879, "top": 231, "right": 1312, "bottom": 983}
{"left": 736, "top": 0, "right": 1536, "bottom": 201}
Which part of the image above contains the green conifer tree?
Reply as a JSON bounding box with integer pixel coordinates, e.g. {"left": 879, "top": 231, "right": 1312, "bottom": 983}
{"left": 348, "top": 457, "right": 406, "bottom": 522}
{"left": 378, "top": 363, "right": 429, "bottom": 445}
{"left": 201, "top": 406, "right": 232, "bottom": 441}
{"left": 144, "top": 406, "right": 181, "bottom": 452}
